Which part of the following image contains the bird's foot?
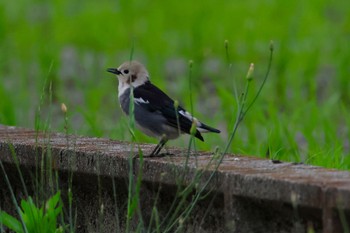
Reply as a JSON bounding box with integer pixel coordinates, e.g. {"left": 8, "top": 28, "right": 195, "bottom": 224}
{"left": 271, "top": 159, "right": 282, "bottom": 164}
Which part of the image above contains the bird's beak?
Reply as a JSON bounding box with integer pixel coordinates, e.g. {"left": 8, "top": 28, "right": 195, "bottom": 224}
{"left": 107, "top": 68, "right": 122, "bottom": 75}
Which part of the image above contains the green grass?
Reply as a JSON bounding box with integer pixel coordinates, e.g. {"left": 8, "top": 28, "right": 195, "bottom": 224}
{"left": 1, "top": 0, "right": 350, "bottom": 169}
{"left": 0, "top": 191, "right": 64, "bottom": 233}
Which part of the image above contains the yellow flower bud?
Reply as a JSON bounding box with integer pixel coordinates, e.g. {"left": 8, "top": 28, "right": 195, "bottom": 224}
{"left": 246, "top": 63, "right": 254, "bottom": 81}
{"left": 224, "top": 40, "right": 229, "bottom": 49}
{"left": 188, "top": 60, "right": 193, "bottom": 68}
{"left": 61, "top": 103, "right": 67, "bottom": 113}
{"left": 270, "top": 40, "right": 274, "bottom": 51}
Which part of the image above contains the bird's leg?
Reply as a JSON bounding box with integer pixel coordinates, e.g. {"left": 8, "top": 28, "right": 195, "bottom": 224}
{"left": 149, "top": 137, "right": 168, "bottom": 157}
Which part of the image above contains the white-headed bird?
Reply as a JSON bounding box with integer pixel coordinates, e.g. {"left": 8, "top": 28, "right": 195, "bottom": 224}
{"left": 107, "top": 61, "right": 220, "bottom": 156}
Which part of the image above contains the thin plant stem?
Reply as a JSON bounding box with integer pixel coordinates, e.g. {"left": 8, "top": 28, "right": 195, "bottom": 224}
{"left": 0, "top": 161, "right": 29, "bottom": 233}
{"left": 126, "top": 82, "right": 135, "bottom": 233}
{"left": 242, "top": 41, "right": 274, "bottom": 118}
{"left": 187, "top": 60, "right": 197, "bottom": 158}
{"left": 34, "top": 61, "right": 53, "bottom": 203}
{"left": 8, "top": 143, "right": 29, "bottom": 197}
{"left": 125, "top": 44, "right": 139, "bottom": 233}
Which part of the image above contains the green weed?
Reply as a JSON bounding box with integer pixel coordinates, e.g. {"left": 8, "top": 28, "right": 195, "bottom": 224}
{"left": 0, "top": 191, "right": 64, "bottom": 233}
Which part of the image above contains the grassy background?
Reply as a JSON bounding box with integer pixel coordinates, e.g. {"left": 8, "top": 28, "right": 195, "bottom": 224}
{"left": 1, "top": 0, "right": 350, "bottom": 169}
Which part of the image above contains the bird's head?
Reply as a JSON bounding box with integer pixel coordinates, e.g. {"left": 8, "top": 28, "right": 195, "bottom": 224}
{"left": 107, "top": 61, "right": 149, "bottom": 88}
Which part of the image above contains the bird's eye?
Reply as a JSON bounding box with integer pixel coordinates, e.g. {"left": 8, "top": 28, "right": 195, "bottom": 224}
{"left": 123, "top": 69, "right": 129, "bottom": 74}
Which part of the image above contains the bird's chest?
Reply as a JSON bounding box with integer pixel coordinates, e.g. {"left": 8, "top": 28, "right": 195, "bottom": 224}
{"left": 119, "top": 89, "right": 131, "bottom": 115}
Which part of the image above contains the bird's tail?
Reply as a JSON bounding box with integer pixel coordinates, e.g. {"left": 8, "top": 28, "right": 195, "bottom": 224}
{"left": 197, "top": 122, "right": 220, "bottom": 133}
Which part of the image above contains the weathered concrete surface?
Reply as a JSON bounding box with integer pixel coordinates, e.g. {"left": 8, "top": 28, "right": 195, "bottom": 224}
{"left": 1, "top": 125, "right": 350, "bottom": 232}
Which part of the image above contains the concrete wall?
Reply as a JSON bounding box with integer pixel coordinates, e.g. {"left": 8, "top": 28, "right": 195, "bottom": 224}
{"left": 1, "top": 125, "right": 350, "bottom": 232}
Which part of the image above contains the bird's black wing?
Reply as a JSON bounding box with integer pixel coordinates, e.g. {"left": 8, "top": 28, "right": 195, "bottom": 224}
{"left": 133, "top": 81, "right": 204, "bottom": 141}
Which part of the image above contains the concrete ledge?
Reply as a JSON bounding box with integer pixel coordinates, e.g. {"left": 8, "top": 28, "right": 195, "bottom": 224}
{"left": 1, "top": 125, "right": 350, "bottom": 232}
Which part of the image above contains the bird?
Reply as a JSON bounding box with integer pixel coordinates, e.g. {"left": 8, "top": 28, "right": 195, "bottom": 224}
{"left": 107, "top": 60, "right": 220, "bottom": 156}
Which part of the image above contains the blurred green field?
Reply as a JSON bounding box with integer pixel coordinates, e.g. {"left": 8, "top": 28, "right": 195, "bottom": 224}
{"left": 1, "top": 0, "right": 350, "bottom": 169}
